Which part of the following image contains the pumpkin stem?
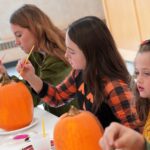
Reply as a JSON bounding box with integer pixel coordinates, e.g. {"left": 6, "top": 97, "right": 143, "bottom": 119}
{"left": 67, "top": 105, "right": 80, "bottom": 116}
{"left": 1, "top": 72, "right": 11, "bottom": 86}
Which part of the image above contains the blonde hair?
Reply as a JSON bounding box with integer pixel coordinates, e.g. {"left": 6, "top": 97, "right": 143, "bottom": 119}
{"left": 10, "top": 4, "right": 68, "bottom": 64}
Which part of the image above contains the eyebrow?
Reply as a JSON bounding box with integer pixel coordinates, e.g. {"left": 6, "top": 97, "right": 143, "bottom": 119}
{"left": 67, "top": 47, "right": 75, "bottom": 51}
{"left": 142, "top": 68, "right": 150, "bottom": 71}
{"left": 135, "top": 68, "right": 150, "bottom": 71}
{"left": 14, "top": 30, "right": 22, "bottom": 34}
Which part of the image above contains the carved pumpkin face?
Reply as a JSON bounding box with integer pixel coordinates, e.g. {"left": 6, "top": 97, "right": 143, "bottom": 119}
{"left": 0, "top": 81, "right": 33, "bottom": 131}
{"left": 54, "top": 106, "right": 103, "bottom": 150}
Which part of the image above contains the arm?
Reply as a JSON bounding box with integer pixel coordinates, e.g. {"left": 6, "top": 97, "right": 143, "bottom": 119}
{"left": 16, "top": 58, "right": 44, "bottom": 93}
{"left": 16, "top": 59, "right": 77, "bottom": 107}
{"left": 105, "top": 79, "right": 140, "bottom": 131}
{"left": 41, "top": 71, "right": 77, "bottom": 106}
{"left": 100, "top": 122, "right": 146, "bottom": 150}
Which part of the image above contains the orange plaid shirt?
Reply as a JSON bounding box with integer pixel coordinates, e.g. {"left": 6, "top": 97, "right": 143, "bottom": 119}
{"left": 40, "top": 70, "right": 140, "bottom": 130}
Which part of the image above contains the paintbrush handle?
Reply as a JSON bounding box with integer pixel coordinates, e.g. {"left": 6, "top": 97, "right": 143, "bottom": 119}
{"left": 19, "top": 45, "right": 34, "bottom": 75}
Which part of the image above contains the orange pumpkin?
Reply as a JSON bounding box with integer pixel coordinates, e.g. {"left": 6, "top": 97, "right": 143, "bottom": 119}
{"left": 54, "top": 106, "right": 103, "bottom": 150}
{"left": 0, "top": 73, "right": 33, "bottom": 131}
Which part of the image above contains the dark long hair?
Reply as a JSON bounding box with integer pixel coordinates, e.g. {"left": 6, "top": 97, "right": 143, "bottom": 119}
{"left": 67, "top": 16, "right": 130, "bottom": 113}
{"left": 132, "top": 40, "right": 150, "bottom": 123}
{"left": 10, "top": 4, "right": 68, "bottom": 64}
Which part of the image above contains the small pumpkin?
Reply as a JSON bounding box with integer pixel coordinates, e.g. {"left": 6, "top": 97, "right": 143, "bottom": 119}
{"left": 54, "top": 106, "right": 103, "bottom": 150}
{"left": 0, "top": 73, "right": 33, "bottom": 131}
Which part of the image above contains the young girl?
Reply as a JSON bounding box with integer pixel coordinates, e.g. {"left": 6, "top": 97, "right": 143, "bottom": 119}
{"left": 132, "top": 40, "right": 150, "bottom": 140}
{"left": 17, "top": 16, "right": 140, "bottom": 130}
{"left": 0, "top": 4, "right": 79, "bottom": 116}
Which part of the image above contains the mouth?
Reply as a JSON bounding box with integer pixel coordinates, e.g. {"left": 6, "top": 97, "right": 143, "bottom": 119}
{"left": 137, "top": 86, "right": 144, "bottom": 92}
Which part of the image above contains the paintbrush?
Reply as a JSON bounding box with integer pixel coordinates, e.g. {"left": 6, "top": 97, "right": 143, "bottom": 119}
{"left": 19, "top": 45, "right": 34, "bottom": 75}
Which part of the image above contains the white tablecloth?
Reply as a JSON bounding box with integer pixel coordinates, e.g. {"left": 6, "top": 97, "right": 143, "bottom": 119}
{"left": 0, "top": 107, "right": 58, "bottom": 150}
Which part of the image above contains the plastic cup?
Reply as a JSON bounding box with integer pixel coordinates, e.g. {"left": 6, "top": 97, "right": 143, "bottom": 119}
{"left": 30, "top": 133, "right": 51, "bottom": 150}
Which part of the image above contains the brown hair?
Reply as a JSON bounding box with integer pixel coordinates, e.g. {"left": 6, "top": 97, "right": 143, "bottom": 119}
{"left": 67, "top": 16, "right": 130, "bottom": 113}
{"left": 132, "top": 40, "right": 150, "bottom": 123}
{"left": 10, "top": 4, "right": 68, "bottom": 64}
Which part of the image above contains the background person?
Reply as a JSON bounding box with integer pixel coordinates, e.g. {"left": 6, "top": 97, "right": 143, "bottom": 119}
{"left": 131, "top": 40, "right": 150, "bottom": 141}
{"left": 0, "top": 4, "right": 78, "bottom": 116}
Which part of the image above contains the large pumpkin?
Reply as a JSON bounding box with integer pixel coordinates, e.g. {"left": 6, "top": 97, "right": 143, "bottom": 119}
{"left": 54, "top": 106, "right": 103, "bottom": 150}
{"left": 0, "top": 73, "right": 33, "bottom": 131}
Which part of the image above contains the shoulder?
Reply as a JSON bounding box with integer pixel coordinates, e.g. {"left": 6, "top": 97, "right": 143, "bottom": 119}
{"left": 104, "top": 77, "right": 131, "bottom": 94}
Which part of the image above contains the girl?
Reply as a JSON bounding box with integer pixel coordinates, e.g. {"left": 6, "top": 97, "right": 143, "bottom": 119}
{"left": 0, "top": 4, "right": 78, "bottom": 116}
{"left": 133, "top": 40, "right": 150, "bottom": 140}
{"left": 17, "top": 16, "right": 140, "bottom": 130}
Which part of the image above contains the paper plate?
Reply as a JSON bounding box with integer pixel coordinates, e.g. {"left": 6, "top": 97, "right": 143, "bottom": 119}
{"left": 0, "top": 118, "right": 38, "bottom": 135}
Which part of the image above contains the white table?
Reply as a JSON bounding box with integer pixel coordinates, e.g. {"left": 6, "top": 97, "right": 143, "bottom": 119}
{"left": 0, "top": 107, "right": 58, "bottom": 150}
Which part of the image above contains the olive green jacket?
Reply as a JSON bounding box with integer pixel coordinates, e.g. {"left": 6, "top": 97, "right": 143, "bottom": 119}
{"left": 29, "top": 52, "right": 79, "bottom": 116}
{"left": 30, "top": 52, "right": 71, "bottom": 86}
{"left": 29, "top": 52, "right": 71, "bottom": 106}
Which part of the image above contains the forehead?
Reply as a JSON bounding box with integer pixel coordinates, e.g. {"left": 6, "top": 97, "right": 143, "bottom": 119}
{"left": 65, "top": 33, "right": 79, "bottom": 50}
{"left": 11, "top": 24, "right": 23, "bottom": 31}
{"left": 135, "top": 52, "right": 150, "bottom": 68}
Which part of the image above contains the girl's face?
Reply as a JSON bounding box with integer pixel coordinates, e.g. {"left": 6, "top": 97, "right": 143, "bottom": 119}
{"left": 11, "top": 24, "right": 35, "bottom": 54}
{"left": 134, "top": 52, "right": 150, "bottom": 99}
{"left": 65, "top": 32, "right": 86, "bottom": 70}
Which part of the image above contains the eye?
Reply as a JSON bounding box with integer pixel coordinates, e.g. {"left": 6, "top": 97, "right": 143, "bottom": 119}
{"left": 69, "top": 51, "right": 75, "bottom": 54}
{"left": 67, "top": 48, "right": 75, "bottom": 55}
{"left": 15, "top": 33, "right": 22, "bottom": 38}
{"left": 134, "top": 71, "right": 139, "bottom": 76}
{"left": 144, "top": 72, "right": 150, "bottom": 76}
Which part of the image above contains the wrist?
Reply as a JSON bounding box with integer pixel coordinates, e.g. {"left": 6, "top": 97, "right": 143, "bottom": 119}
{"left": 28, "top": 75, "right": 43, "bottom": 93}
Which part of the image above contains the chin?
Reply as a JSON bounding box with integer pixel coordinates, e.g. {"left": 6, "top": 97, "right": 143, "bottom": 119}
{"left": 140, "top": 94, "right": 148, "bottom": 98}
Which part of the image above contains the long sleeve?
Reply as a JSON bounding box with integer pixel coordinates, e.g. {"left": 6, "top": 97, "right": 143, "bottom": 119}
{"left": 143, "top": 112, "right": 150, "bottom": 142}
{"left": 104, "top": 78, "right": 140, "bottom": 130}
{"left": 40, "top": 70, "right": 78, "bottom": 107}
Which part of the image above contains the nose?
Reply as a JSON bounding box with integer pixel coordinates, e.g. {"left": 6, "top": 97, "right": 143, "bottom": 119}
{"left": 15, "top": 38, "right": 20, "bottom": 46}
{"left": 65, "top": 52, "right": 67, "bottom": 59}
{"left": 65, "top": 50, "right": 69, "bottom": 59}
{"left": 136, "top": 74, "right": 143, "bottom": 84}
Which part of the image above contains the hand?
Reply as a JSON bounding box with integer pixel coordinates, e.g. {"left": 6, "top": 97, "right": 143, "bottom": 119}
{"left": 16, "top": 58, "right": 35, "bottom": 81}
{"left": 0, "top": 60, "right": 7, "bottom": 75}
{"left": 99, "top": 122, "right": 145, "bottom": 150}
{"left": 16, "top": 58, "right": 43, "bottom": 93}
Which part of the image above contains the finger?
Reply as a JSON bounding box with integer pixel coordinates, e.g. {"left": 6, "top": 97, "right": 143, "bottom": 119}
{"left": 100, "top": 138, "right": 109, "bottom": 150}
{"left": 114, "top": 135, "right": 129, "bottom": 149}
{"left": 100, "top": 129, "right": 115, "bottom": 150}
{"left": 104, "top": 123, "right": 119, "bottom": 146}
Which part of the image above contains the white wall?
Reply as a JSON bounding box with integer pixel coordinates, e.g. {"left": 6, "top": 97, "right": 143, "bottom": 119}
{"left": 0, "top": 0, "right": 104, "bottom": 40}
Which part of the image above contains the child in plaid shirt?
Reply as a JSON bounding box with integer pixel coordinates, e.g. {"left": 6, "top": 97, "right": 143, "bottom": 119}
{"left": 17, "top": 16, "right": 140, "bottom": 130}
